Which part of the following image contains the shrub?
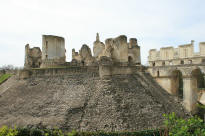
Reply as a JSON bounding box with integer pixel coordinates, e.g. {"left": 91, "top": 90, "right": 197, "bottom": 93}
{"left": 163, "top": 112, "right": 205, "bottom": 136}
{"left": 16, "top": 128, "right": 30, "bottom": 136}
{"left": 0, "top": 127, "right": 163, "bottom": 136}
{"left": 0, "top": 126, "right": 18, "bottom": 136}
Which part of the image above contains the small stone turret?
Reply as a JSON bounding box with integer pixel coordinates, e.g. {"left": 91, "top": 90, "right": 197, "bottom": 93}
{"left": 96, "top": 33, "right": 100, "bottom": 42}
{"left": 93, "top": 33, "right": 105, "bottom": 59}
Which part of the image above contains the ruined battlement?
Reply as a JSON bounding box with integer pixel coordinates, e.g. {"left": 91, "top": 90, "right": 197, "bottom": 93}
{"left": 23, "top": 33, "right": 142, "bottom": 79}
{"left": 148, "top": 40, "right": 205, "bottom": 67}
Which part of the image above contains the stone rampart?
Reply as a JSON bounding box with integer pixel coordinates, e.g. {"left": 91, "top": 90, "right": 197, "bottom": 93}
{"left": 19, "top": 66, "right": 99, "bottom": 79}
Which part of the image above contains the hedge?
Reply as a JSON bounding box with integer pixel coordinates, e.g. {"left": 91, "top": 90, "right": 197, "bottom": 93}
{"left": 0, "top": 126, "right": 164, "bottom": 136}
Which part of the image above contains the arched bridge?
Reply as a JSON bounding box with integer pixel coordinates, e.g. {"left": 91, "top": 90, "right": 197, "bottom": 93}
{"left": 148, "top": 63, "right": 205, "bottom": 113}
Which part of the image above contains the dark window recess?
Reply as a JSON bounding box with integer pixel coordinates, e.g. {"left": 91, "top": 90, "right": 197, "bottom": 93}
{"left": 157, "top": 71, "right": 160, "bottom": 77}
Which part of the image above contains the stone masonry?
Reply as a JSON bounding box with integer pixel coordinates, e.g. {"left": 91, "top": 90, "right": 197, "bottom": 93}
{"left": 148, "top": 41, "right": 205, "bottom": 113}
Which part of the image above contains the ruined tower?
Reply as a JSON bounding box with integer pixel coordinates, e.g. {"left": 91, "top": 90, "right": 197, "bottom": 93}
{"left": 41, "top": 35, "right": 66, "bottom": 68}
{"left": 24, "top": 44, "right": 42, "bottom": 68}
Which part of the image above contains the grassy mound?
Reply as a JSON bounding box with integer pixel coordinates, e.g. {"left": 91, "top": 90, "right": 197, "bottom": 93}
{"left": 0, "top": 74, "right": 11, "bottom": 85}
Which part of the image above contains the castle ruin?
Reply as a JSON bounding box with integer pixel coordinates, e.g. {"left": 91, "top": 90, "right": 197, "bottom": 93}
{"left": 22, "top": 34, "right": 205, "bottom": 113}
{"left": 23, "top": 33, "right": 142, "bottom": 78}
{"left": 0, "top": 34, "right": 192, "bottom": 130}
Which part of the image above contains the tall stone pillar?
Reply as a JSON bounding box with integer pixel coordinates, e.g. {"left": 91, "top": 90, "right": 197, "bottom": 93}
{"left": 183, "top": 76, "right": 198, "bottom": 113}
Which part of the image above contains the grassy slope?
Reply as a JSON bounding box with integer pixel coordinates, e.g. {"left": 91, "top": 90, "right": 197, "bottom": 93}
{"left": 0, "top": 74, "right": 12, "bottom": 85}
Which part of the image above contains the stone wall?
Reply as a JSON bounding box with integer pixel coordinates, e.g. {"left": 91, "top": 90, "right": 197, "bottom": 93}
{"left": 91, "top": 34, "right": 141, "bottom": 65}
{"left": 199, "top": 42, "right": 205, "bottom": 56}
{"left": 148, "top": 40, "right": 205, "bottom": 67}
{"left": 98, "top": 56, "right": 144, "bottom": 78}
{"left": 128, "top": 38, "right": 141, "bottom": 64}
{"left": 24, "top": 44, "right": 42, "bottom": 68}
{"left": 72, "top": 44, "right": 96, "bottom": 66}
{"left": 19, "top": 66, "right": 99, "bottom": 79}
{"left": 111, "top": 35, "right": 129, "bottom": 63}
{"left": 41, "top": 35, "right": 66, "bottom": 68}
{"left": 72, "top": 34, "right": 141, "bottom": 66}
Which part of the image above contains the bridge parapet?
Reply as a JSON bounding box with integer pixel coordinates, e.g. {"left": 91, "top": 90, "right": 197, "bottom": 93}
{"left": 148, "top": 41, "right": 205, "bottom": 67}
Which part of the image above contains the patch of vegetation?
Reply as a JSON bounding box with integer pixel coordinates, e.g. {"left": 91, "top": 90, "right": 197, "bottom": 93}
{"left": 0, "top": 126, "right": 163, "bottom": 136}
{"left": 163, "top": 112, "right": 205, "bottom": 136}
{"left": 0, "top": 74, "right": 11, "bottom": 85}
{"left": 1, "top": 113, "right": 205, "bottom": 136}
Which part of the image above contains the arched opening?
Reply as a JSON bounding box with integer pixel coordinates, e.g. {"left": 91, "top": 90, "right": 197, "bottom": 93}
{"left": 157, "top": 70, "right": 160, "bottom": 77}
{"left": 191, "top": 69, "right": 205, "bottom": 116}
{"left": 191, "top": 69, "right": 205, "bottom": 91}
{"left": 162, "top": 61, "right": 165, "bottom": 66}
{"left": 128, "top": 56, "right": 133, "bottom": 64}
{"left": 189, "top": 60, "right": 192, "bottom": 64}
{"left": 171, "top": 70, "right": 183, "bottom": 99}
{"left": 152, "top": 62, "right": 155, "bottom": 67}
{"left": 81, "top": 60, "right": 85, "bottom": 66}
{"left": 32, "top": 62, "right": 36, "bottom": 68}
{"left": 202, "top": 59, "right": 205, "bottom": 63}
{"left": 180, "top": 60, "right": 184, "bottom": 64}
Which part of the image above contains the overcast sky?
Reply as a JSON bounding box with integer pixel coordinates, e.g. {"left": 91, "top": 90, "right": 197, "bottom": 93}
{"left": 0, "top": 0, "right": 205, "bottom": 67}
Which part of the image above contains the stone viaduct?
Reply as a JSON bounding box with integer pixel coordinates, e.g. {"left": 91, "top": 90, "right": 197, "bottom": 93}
{"left": 148, "top": 41, "right": 205, "bottom": 113}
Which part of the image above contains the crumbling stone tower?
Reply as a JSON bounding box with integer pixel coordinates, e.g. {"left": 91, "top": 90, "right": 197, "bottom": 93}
{"left": 40, "top": 35, "right": 66, "bottom": 68}
{"left": 24, "top": 44, "right": 42, "bottom": 68}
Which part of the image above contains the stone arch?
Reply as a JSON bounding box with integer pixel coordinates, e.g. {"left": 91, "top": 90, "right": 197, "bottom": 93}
{"left": 128, "top": 56, "right": 133, "bottom": 64}
{"left": 81, "top": 60, "right": 85, "bottom": 66}
{"left": 202, "top": 59, "right": 205, "bottom": 63}
{"left": 188, "top": 60, "right": 192, "bottom": 64}
{"left": 157, "top": 70, "right": 160, "bottom": 77}
{"left": 162, "top": 61, "right": 165, "bottom": 66}
{"left": 191, "top": 68, "right": 205, "bottom": 91}
{"left": 180, "top": 60, "right": 184, "bottom": 64}
{"left": 170, "top": 69, "right": 183, "bottom": 99}
{"left": 188, "top": 68, "right": 205, "bottom": 113}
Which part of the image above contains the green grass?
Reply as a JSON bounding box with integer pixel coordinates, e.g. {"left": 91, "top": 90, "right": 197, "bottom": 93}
{"left": 0, "top": 74, "right": 12, "bottom": 84}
